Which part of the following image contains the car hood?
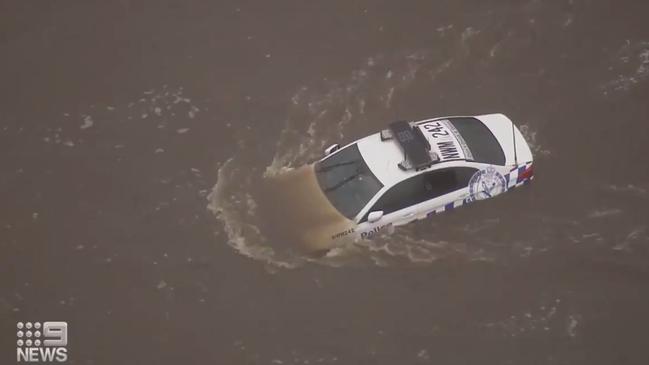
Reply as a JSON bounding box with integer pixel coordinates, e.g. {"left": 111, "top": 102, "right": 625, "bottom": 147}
{"left": 260, "top": 164, "right": 356, "bottom": 252}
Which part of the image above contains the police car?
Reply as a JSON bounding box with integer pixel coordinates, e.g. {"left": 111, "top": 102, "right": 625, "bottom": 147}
{"left": 301, "top": 113, "right": 534, "bottom": 251}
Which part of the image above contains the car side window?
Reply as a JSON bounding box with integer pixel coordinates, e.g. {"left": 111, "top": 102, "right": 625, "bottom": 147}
{"left": 366, "top": 174, "right": 428, "bottom": 220}
{"left": 452, "top": 166, "right": 478, "bottom": 187}
{"left": 362, "top": 167, "right": 478, "bottom": 222}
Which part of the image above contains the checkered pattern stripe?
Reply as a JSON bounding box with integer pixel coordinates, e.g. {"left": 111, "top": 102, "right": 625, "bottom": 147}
{"left": 505, "top": 161, "right": 534, "bottom": 189}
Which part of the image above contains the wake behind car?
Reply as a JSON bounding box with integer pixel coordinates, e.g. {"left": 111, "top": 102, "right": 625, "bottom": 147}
{"left": 265, "top": 114, "right": 534, "bottom": 253}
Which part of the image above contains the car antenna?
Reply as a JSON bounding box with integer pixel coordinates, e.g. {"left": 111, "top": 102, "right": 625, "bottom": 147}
{"left": 512, "top": 119, "right": 518, "bottom": 167}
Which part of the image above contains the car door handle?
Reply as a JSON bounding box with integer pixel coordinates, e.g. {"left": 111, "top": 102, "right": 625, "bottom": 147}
{"left": 401, "top": 212, "right": 416, "bottom": 222}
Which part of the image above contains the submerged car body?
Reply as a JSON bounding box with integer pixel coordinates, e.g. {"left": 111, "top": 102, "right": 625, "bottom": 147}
{"left": 274, "top": 114, "right": 534, "bottom": 252}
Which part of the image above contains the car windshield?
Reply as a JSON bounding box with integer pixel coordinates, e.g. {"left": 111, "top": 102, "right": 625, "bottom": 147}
{"left": 315, "top": 144, "right": 383, "bottom": 220}
{"left": 448, "top": 117, "right": 506, "bottom": 165}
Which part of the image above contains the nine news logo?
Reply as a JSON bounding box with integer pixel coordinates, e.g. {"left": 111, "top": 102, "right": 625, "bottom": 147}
{"left": 16, "top": 322, "right": 68, "bottom": 363}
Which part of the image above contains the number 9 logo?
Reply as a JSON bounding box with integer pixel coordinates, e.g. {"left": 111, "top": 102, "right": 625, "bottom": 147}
{"left": 43, "top": 322, "right": 68, "bottom": 346}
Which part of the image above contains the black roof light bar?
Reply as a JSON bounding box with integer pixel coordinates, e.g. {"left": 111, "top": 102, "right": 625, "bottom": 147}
{"left": 383, "top": 120, "right": 438, "bottom": 171}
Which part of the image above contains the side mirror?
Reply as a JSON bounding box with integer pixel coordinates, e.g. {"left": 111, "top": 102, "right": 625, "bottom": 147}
{"left": 367, "top": 211, "right": 384, "bottom": 223}
{"left": 324, "top": 144, "right": 340, "bottom": 156}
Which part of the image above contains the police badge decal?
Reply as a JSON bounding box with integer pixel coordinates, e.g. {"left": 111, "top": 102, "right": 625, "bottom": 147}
{"left": 468, "top": 166, "right": 507, "bottom": 201}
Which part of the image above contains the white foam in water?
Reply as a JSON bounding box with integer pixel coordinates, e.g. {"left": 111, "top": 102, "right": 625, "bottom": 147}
{"left": 587, "top": 209, "right": 622, "bottom": 219}
{"left": 80, "top": 115, "right": 94, "bottom": 129}
{"left": 566, "top": 314, "right": 580, "bottom": 338}
{"left": 602, "top": 40, "right": 649, "bottom": 94}
{"left": 460, "top": 27, "right": 480, "bottom": 48}
{"left": 518, "top": 123, "right": 551, "bottom": 157}
{"left": 613, "top": 226, "right": 648, "bottom": 251}
{"left": 605, "top": 184, "right": 648, "bottom": 198}
{"left": 481, "top": 298, "right": 581, "bottom": 339}
{"left": 207, "top": 159, "right": 303, "bottom": 269}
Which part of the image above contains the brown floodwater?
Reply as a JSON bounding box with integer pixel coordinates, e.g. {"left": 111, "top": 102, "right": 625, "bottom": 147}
{"left": 2, "top": 1, "right": 649, "bottom": 364}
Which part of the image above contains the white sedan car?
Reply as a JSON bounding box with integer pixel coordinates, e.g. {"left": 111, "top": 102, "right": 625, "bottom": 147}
{"left": 271, "top": 114, "right": 534, "bottom": 253}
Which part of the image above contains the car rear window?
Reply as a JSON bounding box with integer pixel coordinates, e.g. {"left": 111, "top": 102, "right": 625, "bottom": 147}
{"left": 448, "top": 117, "right": 505, "bottom": 165}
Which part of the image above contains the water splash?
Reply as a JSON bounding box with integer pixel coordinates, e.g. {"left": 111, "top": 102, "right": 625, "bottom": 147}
{"left": 602, "top": 40, "right": 649, "bottom": 94}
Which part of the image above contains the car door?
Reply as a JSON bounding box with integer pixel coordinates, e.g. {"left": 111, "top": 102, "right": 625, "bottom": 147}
{"left": 356, "top": 167, "right": 478, "bottom": 237}
{"left": 354, "top": 173, "right": 427, "bottom": 239}
{"left": 394, "top": 167, "right": 479, "bottom": 221}
{"left": 419, "top": 166, "right": 478, "bottom": 215}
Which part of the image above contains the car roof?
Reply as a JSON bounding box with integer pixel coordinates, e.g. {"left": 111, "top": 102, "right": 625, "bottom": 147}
{"left": 357, "top": 130, "right": 473, "bottom": 187}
